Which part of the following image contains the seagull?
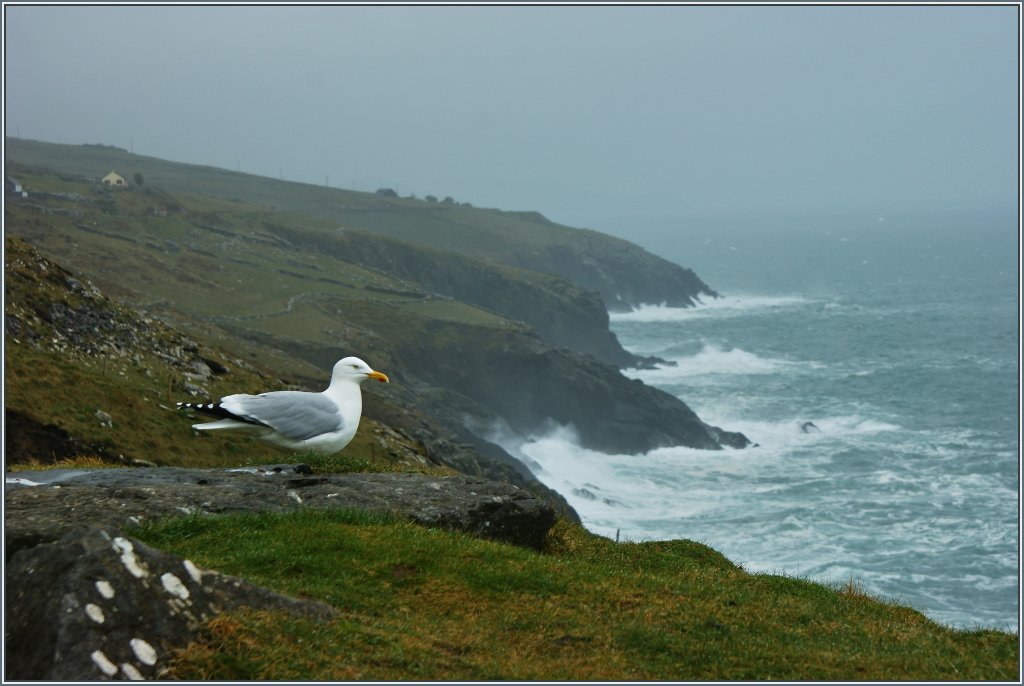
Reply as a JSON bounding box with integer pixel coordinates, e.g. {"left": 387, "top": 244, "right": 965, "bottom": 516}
{"left": 178, "top": 356, "right": 389, "bottom": 454}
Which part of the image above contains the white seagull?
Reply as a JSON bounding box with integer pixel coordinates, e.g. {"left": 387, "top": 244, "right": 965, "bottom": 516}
{"left": 178, "top": 356, "right": 389, "bottom": 454}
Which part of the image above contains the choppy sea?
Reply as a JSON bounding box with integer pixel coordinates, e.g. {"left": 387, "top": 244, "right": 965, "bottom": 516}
{"left": 503, "top": 214, "right": 1020, "bottom": 630}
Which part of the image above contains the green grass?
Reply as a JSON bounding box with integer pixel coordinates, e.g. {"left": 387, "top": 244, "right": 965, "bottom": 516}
{"left": 134, "top": 512, "right": 1019, "bottom": 681}
{"left": 4, "top": 137, "right": 599, "bottom": 269}
{"left": 5, "top": 167, "right": 517, "bottom": 341}
{"left": 4, "top": 338, "right": 444, "bottom": 473}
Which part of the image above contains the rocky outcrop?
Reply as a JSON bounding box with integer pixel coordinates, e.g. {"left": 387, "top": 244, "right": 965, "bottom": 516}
{"left": 270, "top": 226, "right": 645, "bottom": 368}
{"left": 4, "top": 235, "right": 237, "bottom": 385}
{"left": 4, "top": 464, "right": 558, "bottom": 552}
{"left": 4, "top": 465, "right": 559, "bottom": 679}
{"left": 5, "top": 527, "right": 337, "bottom": 681}
{"left": 508, "top": 230, "right": 719, "bottom": 312}
{"left": 339, "top": 308, "right": 750, "bottom": 454}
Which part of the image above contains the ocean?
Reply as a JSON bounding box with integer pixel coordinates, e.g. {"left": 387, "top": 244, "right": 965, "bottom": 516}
{"left": 504, "top": 213, "right": 1019, "bottom": 630}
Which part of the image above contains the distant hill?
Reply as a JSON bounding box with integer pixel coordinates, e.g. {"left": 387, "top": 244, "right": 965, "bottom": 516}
{"left": 5, "top": 137, "right": 718, "bottom": 312}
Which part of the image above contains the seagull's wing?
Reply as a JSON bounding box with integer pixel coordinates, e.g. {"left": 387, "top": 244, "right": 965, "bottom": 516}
{"left": 220, "top": 391, "right": 345, "bottom": 441}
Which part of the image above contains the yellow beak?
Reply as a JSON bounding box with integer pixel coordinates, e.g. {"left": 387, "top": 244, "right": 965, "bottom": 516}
{"left": 367, "top": 370, "right": 390, "bottom": 383}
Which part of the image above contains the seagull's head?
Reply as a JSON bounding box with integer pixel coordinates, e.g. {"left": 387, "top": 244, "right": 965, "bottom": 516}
{"left": 333, "top": 356, "right": 390, "bottom": 385}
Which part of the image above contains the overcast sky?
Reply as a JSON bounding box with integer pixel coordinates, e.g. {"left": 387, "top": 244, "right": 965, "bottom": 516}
{"left": 4, "top": 4, "right": 1019, "bottom": 234}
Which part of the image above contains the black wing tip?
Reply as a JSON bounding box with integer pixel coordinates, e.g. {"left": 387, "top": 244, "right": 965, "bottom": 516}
{"left": 178, "top": 401, "right": 268, "bottom": 427}
{"left": 178, "top": 401, "right": 216, "bottom": 411}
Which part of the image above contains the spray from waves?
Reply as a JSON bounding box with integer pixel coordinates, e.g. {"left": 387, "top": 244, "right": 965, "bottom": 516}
{"left": 489, "top": 417, "right": 1023, "bottom": 629}
{"left": 610, "top": 294, "right": 814, "bottom": 323}
{"left": 622, "top": 343, "right": 825, "bottom": 383}
{"left": 487, "top": 414, "right": 900, "bottom": 543}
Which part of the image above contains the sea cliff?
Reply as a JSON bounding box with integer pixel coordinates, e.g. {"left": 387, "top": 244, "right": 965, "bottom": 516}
{"left": 5, "top": 138, "right": 749, "bottom": 486}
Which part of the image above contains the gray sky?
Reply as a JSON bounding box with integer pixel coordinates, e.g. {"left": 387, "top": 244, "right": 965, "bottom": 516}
{"left": 4, "top": 4, "right": 1019, "bottom": 234}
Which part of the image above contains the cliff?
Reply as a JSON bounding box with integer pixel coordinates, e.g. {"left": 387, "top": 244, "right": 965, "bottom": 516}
{"left": 2, "top": 236, "right": 575, "bottom": 515}
{"left": 6, "top": 137, "right": 716, "bottom": 312}
{"left": 268, "top": 224, "right": 646, "bottom": 368}
{"left": 4, "top": 143, "right": 751, "bottom": 528}
{"left": 4, "top": 154, "right": 749, "bottom": 460}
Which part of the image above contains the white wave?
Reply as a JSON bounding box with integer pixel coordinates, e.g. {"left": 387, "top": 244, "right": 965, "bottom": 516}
{"left": 624, "top": 343, "right": 819, "bottom": 381}
{"left": 484, "top": 418, "right": 1012, "bottom": 628}
{"left": 610, "top": 294, "right": 813, "bottom": 322}
{"left": 488, "top": 422, "right": 795, "bottom": 538}
{"left": 6, "top": 477, "right": 43, "bottom": 487}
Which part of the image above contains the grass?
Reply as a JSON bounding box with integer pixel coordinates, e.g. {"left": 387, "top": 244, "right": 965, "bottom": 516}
{"left": 133, "top": 512, "right": 1019, "bottom": 681}
{"left": 2, "top": 334, "right": 438, "bottom": 473}
{"left": 3, "top": 232, "right": 447, "bottom": 473}
{"left": 6, "top": 456, "right": 126, "bottom": 472}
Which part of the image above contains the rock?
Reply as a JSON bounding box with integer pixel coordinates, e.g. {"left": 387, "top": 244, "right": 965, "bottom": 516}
{"left": 4, "top": 526, "right": 337, "bottom": 681}
{"left": 182, "top": 380, "right": 208, "bottom": 396}
{"left": 95, "top": 410, "right": 113, "bottom": 428}
{"left": 187, "top": 360, "right": 213, "bottom": 379}
{"left": 4, "top": 408, "right": 122, "bottom": 465}
{"left": 199, "top": 356, "right": 229, "bottom": 375}
{"left": 3, "top": 465, "right": 557, "bottom": 679}
{"left": 573, "top": 487, "right": 598, "bottom": 501}
{"left": 4, "top": 465, "right": 558, "bottom": 553}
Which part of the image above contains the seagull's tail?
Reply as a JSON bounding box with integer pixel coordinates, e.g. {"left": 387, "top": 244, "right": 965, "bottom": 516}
{"left": 178, "top": 401, "right": 265, "bottom": 431}
{"left": 191, "top": 418, "right": 256, "bottom": 432}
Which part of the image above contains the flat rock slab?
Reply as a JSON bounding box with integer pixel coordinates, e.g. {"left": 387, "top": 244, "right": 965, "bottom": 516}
{"left": 5, "top": 464, "right": 557, "bottom": 552}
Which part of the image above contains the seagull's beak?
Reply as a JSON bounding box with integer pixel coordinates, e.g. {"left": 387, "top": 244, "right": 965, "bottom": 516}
{"left": 367, "top": 370, "right": 390, "bottom": 383}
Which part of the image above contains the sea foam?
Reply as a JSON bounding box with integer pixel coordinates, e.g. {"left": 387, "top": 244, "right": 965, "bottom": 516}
{"left": 624, "top": 343, "right": 806, "bottom": 380}
{"left": 610, "top": 294, "right": 813, "bottom": 323}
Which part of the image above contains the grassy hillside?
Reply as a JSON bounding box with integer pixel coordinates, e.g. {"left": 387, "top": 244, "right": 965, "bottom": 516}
{"left": 3, "top": 231, "right": 580, "bottom": 509}
{"left": 6, "top": 137, "right": 717, "bottom": 310}
{"left": 3, "top": 236, "right": 444, "bottom": 472}
{"left": 5, "top": 154, "right": 749, "bottom": 457}
{"left": 136, "top": 510, "right": 1018, "bottom": 681}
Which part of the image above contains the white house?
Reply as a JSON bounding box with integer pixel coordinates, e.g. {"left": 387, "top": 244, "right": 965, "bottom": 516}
{"left": 6, "top": 176, "right": 27, "bottom": 198}
{"left": 101, "top": 170, "right": 127, "bottom": 187}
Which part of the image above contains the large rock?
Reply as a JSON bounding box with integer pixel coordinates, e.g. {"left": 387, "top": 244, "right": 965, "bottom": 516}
{"left": 4, "top": 465, "right": 559, "bottom": 680}
{"left": 5, "top": 526, "right": 337, "bottom": 681}
{"left": 5, "top": 464, "right": 558, "bottom": 552}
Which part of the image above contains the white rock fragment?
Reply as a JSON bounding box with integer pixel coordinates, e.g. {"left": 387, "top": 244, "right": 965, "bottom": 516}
{"left": 112, "top": 537, "right": 149, "bottom": 579}
{"left": 85, "top": 603, "right": 105, "bottom": 624}
{"left": 91, "top": 650, "right": 118, "bottom": 676}
{"left": 183, "top": 559, "right": 203, "bottom": 584}
{"left": 288, "top": 490, "right": 303, "bottom": 504}
{"left": 5, "top": 477, "right": 43, "bottom": 487}
{"left": 160, "top": 572, "right": 190, "bottom": 600}
{"left": 121, "top": 663, "right": 144, "bottom": 680}
{"left": 129, "top": 638, "right": 157, "bottom": 666}
{"left": 95, "top": 579, "right": 115, "bottom": 599}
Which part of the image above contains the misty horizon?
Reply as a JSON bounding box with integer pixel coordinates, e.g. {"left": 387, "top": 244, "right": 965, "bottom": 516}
{"left": 4, "top": 4, "right": 1019, "bottom": 238}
